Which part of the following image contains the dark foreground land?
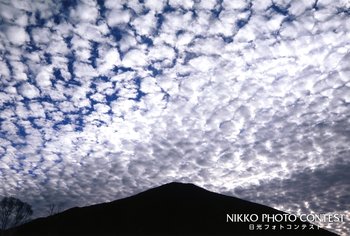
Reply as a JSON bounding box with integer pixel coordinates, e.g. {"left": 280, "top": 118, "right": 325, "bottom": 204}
{"left": 4, "top": 182, "right": 337, "bottom": 236}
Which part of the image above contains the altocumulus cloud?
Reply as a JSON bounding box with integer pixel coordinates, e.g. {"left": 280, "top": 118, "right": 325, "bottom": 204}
{"left": 0, "top": 0, "right": 349, "bottom": 234}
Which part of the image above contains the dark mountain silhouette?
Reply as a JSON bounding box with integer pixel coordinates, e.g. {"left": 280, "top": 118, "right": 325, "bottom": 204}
{"left": 5, "top": 182, "right": 337, "bottom": 236}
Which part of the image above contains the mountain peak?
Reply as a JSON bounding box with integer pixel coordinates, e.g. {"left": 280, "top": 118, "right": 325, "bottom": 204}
{"left": 164, "top": 181, "right": 194, "bottom": 186}
{"left": 6, "top": 182, "right": 336, "bottom": 236}
{"left": 134, "top": 181, "right": 211, "bottom": 200}
{"left": 155, "top": 181, "right": 202, "bottom": 190}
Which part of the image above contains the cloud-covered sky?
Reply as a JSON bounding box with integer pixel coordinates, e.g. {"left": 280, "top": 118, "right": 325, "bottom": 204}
{"left": 0, "top": 0, "right": 349, "bottom": 234}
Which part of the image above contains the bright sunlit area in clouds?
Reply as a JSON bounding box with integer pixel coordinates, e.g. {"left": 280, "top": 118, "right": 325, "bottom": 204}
{"left": 0, "top": 0, "right": 349, "bottom": 235}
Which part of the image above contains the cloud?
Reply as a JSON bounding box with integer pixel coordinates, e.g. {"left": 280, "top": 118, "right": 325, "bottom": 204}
{"left": 18, "top": 83, "right": 40, "bottom": 99}
{"left": 0, "top": 0, "right": 349, "bottom": 235}
{"left": 188, "top": 56, "right": 217, "bottom": 72}
{"left": 5, "top": 25, "right": 28, "bottom": 45}
{"left": 97, "top": 48, "right": 121, "bottom": 74}
{"left": 106, "top": 9, "right": 131, "bottom": 27}
{"left": 122, "top": 49, "right": 148, "bottom": 68}
{"left": 69, "top": 0, "right": 99, "bottom": 23}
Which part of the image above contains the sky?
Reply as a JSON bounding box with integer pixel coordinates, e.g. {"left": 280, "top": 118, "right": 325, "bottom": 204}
{"left": 0, "top": 0, "right": 349, "bottom": 234}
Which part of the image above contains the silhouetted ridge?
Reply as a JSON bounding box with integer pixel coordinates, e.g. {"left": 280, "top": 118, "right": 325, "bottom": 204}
{"left": 5, "top": 182, "right": 337, "bottom": 236}
{"left": 133, "top": 182, "right": 209, "bottom": 198}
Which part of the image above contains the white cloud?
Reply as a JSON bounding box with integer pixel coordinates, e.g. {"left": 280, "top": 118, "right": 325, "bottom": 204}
{"left": 148, "top": 44, "right": 176, "bottom": 64}
{"left": 169, "top": 0, "right": 194, "bottom": 10}
{"left": 222, "top": 0, "right": 247, "bottom": 10}
{"left": 31, "top": 27, "right": 52, "bottom": 46}
{"left": 131, "top": 11, "right": 157, "bottom": 36}
{"left": 144, "top": 0, "right": 166, "bottom": 13}
{"left": 94, "top": 103, "right": 110, "bottom": 114}
{"left": 97, "top": 48, "right": 121, "bottom": 74}
{"left": 73, "top": 62, "right": 98, "bottom": 78}
{"left": 140, "top": 76, "right": 160, "bottom": 94}
{"left": 70, "top": 1, "right": 99, "bottom": 23}
{"left": 35, "top": 67, "right": 53, "bottom": 88}
{"left": 29, "top": 102, "right": 46, "bottom": 118}
{"left": 5, "top": 25, "right": 28, "bottom": 45}
{"left": 195, "top": 0, "right": 217, "bottom": 10}
{"left": 122, "top": 49, "right": 148, "bottom": 68}
{"left": 0, "top": 60, "right": 10, "bottom": 78}
{"left": 19, "top": 83, "right": 40, "bottom": 99}
{"left": 106, "top": 9, "right": 130, "bottom": 27}
{"left": 188, "top": 56, "right": 216, "bottom": 72}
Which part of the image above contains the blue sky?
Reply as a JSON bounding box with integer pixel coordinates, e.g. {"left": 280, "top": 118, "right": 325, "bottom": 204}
{"left": 0, "top": 0, "right": 349, "bottom": 234}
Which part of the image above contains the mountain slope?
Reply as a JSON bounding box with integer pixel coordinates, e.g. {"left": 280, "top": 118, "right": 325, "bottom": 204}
{"left": 5, "top": 182, "right": 337, "bottom": 236}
